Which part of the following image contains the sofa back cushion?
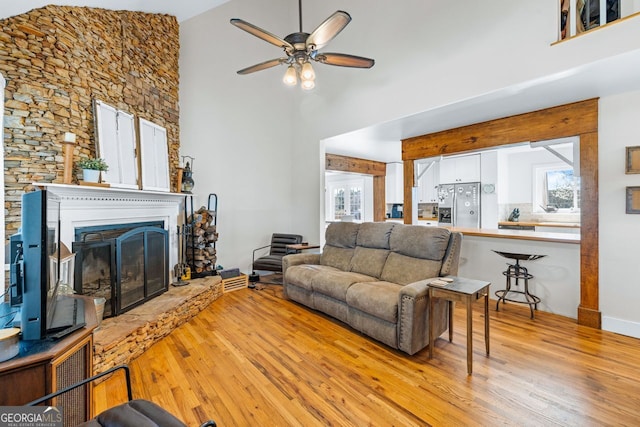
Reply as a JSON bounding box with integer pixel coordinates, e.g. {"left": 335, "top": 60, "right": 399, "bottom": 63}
{"left": 349, "top": 247, "right": 390, "bottom": 278}
{"left": 380, "top": 225, "right": 452, "bottom": 285}
{"left": 320, "top": 222, "right": 360, "bottom": 270}
{"left": 381, "top": 253, "right": 443, "bottom": 285}
{"left": 390, "top": 225, "right": 451, "bottom": 260}
{"left": 355, "top": 222, "right": 395, "bottom": 249}
{"left": 347, "top": 222, "right": 394, "bottom": 278}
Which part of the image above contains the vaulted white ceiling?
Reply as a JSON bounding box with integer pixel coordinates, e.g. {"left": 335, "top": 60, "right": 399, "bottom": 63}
{"left": 0, "top": 0, "right": 230, "bottom": 23}
{"left": 3, "top": 2, "right": 640, "bottom": 163}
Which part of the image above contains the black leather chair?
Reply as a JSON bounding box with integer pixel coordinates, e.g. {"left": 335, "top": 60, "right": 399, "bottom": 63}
{"left": 251, "top": 233, "right": 303, "bottom": 282}
{"left": 28, "top": 365, "right": 216, "bottom": 427}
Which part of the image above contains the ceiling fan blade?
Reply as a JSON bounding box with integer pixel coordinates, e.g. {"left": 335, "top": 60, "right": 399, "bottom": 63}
{"left": 230, "top": 18, "right": 294, "bottom": 51}
{"left": 237, "top": 58, "right": 287, "bottom": 75}
{"left": 315, "top": 53, "right": 375, "bottom": 68}
{"left": 306, "top": 11, "right": 351, "bottom": 50}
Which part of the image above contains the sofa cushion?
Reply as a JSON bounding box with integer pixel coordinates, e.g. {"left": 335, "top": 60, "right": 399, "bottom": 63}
{"left": 355, "top": 222, "right": 395, "bottom": 249}
{"left": 380, "top": 252, "right": 442, "bottom": 285}
{"left": 312, "top": 271, "right": 376, "bottom": 301}
{"left": 349, "top": 247, "right": 390, "bottom": 278}
{"left": 286, "top": 264, "right": 340, "bottom": 291}
{"left": 320, "top": 246, "right": 355, "bottom": 271}
{"left": 346, "top": 281, "right": 403, "bottom": 323}
{"left": 390, "top": 225, "right": 451, "bottom": 260}
{"left": 325, "top": 222, "right": 361, "bottom": 248}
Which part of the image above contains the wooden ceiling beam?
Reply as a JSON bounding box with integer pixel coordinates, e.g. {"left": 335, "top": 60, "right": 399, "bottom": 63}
{"left": 325, "top": 153, "right": 386, "bottom": 176}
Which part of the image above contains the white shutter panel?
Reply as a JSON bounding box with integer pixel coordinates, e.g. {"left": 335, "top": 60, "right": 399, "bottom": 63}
{"left": 139, "top": 118, "right": 170, "bottom": 192}
{"left": 94, "top": 100, "right": 138, "bottom": 189}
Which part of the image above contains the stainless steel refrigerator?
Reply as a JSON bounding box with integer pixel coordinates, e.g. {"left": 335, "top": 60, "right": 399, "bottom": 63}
{"left": 437, "top": 182, "right": 480, "bottom": 228}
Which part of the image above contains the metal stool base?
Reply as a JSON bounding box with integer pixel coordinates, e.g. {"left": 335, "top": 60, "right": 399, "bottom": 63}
{"left": 493, "top": 252, "right": 544, "bottom": 319}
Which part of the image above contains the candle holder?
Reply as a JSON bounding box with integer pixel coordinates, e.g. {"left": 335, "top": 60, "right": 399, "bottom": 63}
{"left": 61, "top": 132, "right": 76, "bottom": 184}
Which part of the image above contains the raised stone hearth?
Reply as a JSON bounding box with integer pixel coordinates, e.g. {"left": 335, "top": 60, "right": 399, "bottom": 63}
{"left": 93, "top": 276, "right": 222, "bottom": 374}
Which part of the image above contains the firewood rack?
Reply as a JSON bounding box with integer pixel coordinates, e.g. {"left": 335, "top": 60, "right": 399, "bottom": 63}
{"left": 184, "top": 193, "right": 218, "bottom": 278}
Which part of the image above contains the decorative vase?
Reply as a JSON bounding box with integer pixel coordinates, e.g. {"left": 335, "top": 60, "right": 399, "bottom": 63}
{"left": 82, "top": 169, "right": 100, "bottom": 183}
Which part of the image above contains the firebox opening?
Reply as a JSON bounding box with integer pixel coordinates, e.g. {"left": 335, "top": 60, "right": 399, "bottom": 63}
{"left": 73, "top": 222, "right": 169, "bottom": 318}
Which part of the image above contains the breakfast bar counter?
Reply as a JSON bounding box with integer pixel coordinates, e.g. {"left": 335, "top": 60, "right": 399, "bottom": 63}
{"left": 447, "top": 226, "right": 580, "bottom": 244}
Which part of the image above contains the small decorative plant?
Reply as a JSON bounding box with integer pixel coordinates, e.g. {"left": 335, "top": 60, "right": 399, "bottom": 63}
{"left": 77, "top": 157, "right": 109, "bottom": 171}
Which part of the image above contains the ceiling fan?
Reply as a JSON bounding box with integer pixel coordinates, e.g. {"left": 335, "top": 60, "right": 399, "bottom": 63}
{"left": 230, "top": 0, "right": 375, "bottom": 90}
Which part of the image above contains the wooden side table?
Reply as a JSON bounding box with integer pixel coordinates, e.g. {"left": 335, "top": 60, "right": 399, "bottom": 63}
{"left": 428, "top": 276, "right": 491, "bottom": 375}
{"left": 285, "top": 243, "right": 320, "bottom": 254}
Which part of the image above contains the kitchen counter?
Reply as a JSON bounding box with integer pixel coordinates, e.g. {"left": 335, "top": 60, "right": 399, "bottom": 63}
{"left": 445, "top": 226, "right": 580, "bottom": 244}
{"left": 498, "top": 221, "right": 580, "bottom": 228}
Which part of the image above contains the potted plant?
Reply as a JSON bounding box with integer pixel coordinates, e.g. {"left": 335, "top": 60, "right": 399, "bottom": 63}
{"left": 77, "top": 157, "right": 108, "bottom": 183}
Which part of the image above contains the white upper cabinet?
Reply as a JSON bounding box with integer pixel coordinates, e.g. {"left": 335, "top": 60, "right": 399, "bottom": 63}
{"left": 440, "top": 154, "right": 480, "bottom": 183}
{"left": 386, "top": 162, "right": 404, "bottom": 203}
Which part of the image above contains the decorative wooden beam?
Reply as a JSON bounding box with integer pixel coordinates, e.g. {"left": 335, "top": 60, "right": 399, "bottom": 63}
{"left": 326, "top": 153, "right": 386, "bottom": 176}
{"left": 402, "top": 99, "right": 598, "bottom": 161}
{"left": 325, "top": 153, "right": 387, "bottom": 222}
{"left": 401, "top": 98, "right": 600, "bottom": 329}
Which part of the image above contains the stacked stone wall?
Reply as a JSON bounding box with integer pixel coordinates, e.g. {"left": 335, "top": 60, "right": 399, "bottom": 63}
{"left": 1, "top": 5, "right": 180, "bottom": 239}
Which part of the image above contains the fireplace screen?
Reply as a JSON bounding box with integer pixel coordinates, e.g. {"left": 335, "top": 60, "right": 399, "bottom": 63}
{"left": 73, "top": 225, "right": 168, "bottom": 317}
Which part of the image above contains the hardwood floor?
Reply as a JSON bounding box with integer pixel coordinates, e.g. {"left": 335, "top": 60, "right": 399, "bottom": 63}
{"left": 93, "top": 286, "right": 640, "bottom": 426}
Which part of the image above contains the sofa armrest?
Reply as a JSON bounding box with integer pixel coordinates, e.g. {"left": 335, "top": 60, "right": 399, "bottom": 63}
{"left": 399, "top": 278, "right": 435, "bottom": 299}
{"left": 397, "top": 277, "right": 448, "bottom": 355}
{"left": 282, "top": 253, "right": 321, "bottom": 273}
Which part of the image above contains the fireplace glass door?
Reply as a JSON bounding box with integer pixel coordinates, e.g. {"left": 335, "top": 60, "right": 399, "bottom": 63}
{"left": 74, "top": 225, "right": 168, "bottom": 317}
{"left": 116, "top": 227, "right": 168, "bottom": 312}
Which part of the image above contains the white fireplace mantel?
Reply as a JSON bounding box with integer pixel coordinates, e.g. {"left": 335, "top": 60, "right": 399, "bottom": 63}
{"left": 38, "top": 183, "right": 186, "bottom": 278}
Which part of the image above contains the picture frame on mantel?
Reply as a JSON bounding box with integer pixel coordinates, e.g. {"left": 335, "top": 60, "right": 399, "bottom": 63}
{"left": 625, "top": 146, "right": 640, "bottom": 174}
{"left": 626, "top": 186, "right": 640, "bottom": 214}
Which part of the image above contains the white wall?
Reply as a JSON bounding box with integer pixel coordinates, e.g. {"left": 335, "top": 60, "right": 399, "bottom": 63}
{"left": 179, "top": 0, "right": 305, "bottom": 273}
{"left": 480, "top": 151, "right": 499, "bottom": 229}
{"left": 179, "top": 1, "right": 640, "bottom": 334}
{"left": 459, "top": 236, "right": 580, "bottom": 318}
{"left": 599, "top": 90, "right": 640, "bottom": 337}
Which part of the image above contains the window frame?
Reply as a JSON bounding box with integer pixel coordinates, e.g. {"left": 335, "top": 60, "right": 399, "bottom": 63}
{"left": 326, "top": 177, "right": 365, "bottom": 222}
{"left": 533, "top": 163, "right": 580, "bottom": 213}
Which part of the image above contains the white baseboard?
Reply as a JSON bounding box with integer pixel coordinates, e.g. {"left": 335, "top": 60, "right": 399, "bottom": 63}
{"left": 602, "top": 316, "right": 640, "bottom": 339}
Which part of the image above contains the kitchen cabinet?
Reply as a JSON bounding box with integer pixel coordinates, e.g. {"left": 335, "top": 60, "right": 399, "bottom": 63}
{"left": 418, "top": 161, "right": 439, "bottom": 203}
{"left": 386, "top": 162, "right": 403, "bottom": 204}
{"left": 440, "top": 154, "right": 480, "bottom": 183}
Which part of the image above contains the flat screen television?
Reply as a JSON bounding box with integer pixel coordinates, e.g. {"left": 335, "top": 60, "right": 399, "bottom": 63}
{"left": 9, "top": 189, "right": 85, "bottom": 341}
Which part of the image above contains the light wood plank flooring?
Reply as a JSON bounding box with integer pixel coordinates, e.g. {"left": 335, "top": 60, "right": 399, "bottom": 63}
{"left": 93, "top": 285, "right": 640, "bottom": 426}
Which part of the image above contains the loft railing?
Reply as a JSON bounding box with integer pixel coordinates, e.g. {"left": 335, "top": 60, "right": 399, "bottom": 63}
{"left": 559, "top": 0, "right": 638, "bottom": 40}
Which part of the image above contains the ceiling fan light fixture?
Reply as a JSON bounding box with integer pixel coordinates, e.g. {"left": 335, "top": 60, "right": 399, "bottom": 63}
{"left": 300, "top": 61, "right": 315, "bottom": 81}
{"left": 301, "top": 78, "right": 315, "bottom": 90}
{"left": 283, "top": 65, "right": 298, "bottom": 86}
{"left": 231, "top": 1, "right": 374, "bottom": 90}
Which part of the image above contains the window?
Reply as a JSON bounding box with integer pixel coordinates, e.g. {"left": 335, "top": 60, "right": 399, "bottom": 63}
{"left": 534, "top": 165, "right": 580, "bottom": 212}
{"left": 327, "top": 178, "right": 364, "bottom": 221}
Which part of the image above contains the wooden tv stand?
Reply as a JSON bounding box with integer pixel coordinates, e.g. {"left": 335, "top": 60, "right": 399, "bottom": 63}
{"left": 0, "top": 296, "right": 97, "bottom": 424}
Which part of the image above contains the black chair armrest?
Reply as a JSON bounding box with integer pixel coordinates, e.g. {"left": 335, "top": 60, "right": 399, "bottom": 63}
{"left": 27, "top": 364, "right": 133, "bottom": 406}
